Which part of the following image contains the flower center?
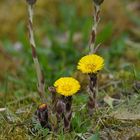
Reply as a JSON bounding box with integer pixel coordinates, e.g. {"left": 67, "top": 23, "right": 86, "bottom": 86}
{"left": 86, "top": 64, "right": 96, "bottom": 71}
{"left": 61, "top": 85, "right": 71, "bottom": 92}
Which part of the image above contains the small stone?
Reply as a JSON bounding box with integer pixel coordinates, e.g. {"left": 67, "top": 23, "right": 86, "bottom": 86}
{"left": 93, "top": 0, "right": 104, "bottom": 5}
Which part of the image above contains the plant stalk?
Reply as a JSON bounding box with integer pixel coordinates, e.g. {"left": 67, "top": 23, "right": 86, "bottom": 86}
{"left": 63, "top": 96, "right": 72, "bottom": 131}
{"left": 87, "top": 1, "right": 103, "bottom": 115}
{"left": 27, "top": 4, "right": 46, "bottom": 103}
{"left": 87, "top": 74, "right": 97, "bottom": 115}
{"left": 89, "top": 3, "right": 101, "bottom": 54}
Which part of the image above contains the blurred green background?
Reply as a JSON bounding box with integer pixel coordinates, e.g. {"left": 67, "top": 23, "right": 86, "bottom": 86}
{"left": 0, "top": 0, "right": 140, "bottom": 104}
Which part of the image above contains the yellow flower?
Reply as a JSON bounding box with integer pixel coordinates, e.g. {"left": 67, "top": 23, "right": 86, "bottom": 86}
{"left": 77, "top": 54, "right": 104, "bottom": 74}
{"left": 54, "top": 77, "right": 80, "bottom": 96}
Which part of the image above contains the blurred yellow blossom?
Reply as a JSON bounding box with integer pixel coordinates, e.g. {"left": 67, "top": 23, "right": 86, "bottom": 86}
{"left": 54, "top": 77, "right": 80, "bottom": 96}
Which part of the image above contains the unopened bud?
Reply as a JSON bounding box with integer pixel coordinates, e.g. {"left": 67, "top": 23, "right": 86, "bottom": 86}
{"left": 26, "top": 0, "right": 37, "bottom": 5}
{"left": 48, "top": 86, "right": 56, "bottom": 94}
{"left": 35, "top": 104, "right": 51, "bottom": 129}
{"left": 93, "top": 0, "right": 104, "bottom": 5}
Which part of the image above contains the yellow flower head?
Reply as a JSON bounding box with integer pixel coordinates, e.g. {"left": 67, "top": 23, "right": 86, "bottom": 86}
{"left": 77, "top": 54, "right": 104, "bottom": 74}
{"left": 54, "top": 77, "right": 80, "bottom": 96}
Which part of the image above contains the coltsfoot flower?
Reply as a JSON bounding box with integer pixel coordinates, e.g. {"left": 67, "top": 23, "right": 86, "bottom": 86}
{"left": 77, "top": 54, "right": 104, "bottom": 74}
{"left": 54, "top": 77, "right": 80, "bottom": 96}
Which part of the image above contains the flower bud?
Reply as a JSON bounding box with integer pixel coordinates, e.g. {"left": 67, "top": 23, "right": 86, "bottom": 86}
{"left": 35, "top": 104, "right": 51, "bottom": 129}
{"left": 48, "top": 86, "right": 56, "bottom": 94}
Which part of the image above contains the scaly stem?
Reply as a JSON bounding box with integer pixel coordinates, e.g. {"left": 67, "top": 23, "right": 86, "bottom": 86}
{"left": 87, "top": 74, "right": 97, "bottom": 115}
{"left": 89, "top": 3, "right": 101, "bottom": 54}
{"left": 48, "top": 86, "right": 57, "bottom": 112}
{"left": 56, "top": 96, "right": 72, "bottom": 132}
{"left": 63, "top": 96, "right": 72, "bottom": 131}
{"left": 27, "top": 4, "right": 46, "bottom": 103}
{"left": 87, "top": 1, "right": 103, "bottom": 116}
{"left": 56, "top": 97, "right": 65, "bottom": 124}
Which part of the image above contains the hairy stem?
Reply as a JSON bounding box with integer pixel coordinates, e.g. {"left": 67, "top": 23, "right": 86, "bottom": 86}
{"left": 63, "top": 96, "right": 72, "bottom": 131}
{"left": 87, "top": 74, "right": 97, "bottom": 115}
{"left": 27, "top": 4, "right": 46, "bottom": 103}
{"left": 89, "top": 3, "right": 101, "bottom": 54}
{"left": 48, "top": 86, "right": 57, "bottom": 112}
{"left": 87, "top": 1, "right": 103, "bottom": 116}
